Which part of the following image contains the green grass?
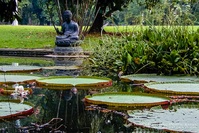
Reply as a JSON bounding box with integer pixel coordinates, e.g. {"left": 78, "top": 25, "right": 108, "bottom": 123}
{"left": 0, "top": 25, "right": 56, "bottom": 49}
{"left": 104, "top": 25, "right": 199, "bottom": 32}
{"left": 0, "top": 25, "right": 100, "bottom": 50}
{"left": 0, "top": 56, "right": 54, "bottom": 66}
{"left": 0, "top": 25, "right": 199, "bottom": 49}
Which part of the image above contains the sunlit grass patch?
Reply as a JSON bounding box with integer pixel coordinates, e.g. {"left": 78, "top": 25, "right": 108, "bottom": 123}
{"left": 0, "top": 25, "right": 56, "bottom": 48}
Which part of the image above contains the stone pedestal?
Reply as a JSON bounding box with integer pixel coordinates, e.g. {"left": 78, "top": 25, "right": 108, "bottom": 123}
{"left": 54, "top": 57, "right": 83, "bottom": 66}
{"left": 53, "top": 45, "right": 85, "bottom": 76}
{"left": 53, "top": 46, "right": 84, "bottom": 55}
{"left": 55, "top": 40, "right": 82, "bottom": 47}
{"left": 53, "top": 57, "right": 83, "bottom": 76}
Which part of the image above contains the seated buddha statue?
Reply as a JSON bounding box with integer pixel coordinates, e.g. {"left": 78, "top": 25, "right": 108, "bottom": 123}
{"left": 55, "top": 10, "right": 79, "bottom": 47}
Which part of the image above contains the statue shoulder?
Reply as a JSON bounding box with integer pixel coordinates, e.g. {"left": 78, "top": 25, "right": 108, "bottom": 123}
{"left": 71, "top": 20, "right": 78, "bottom": 26}
{"left": 62, "top": 22, "right": 67, "bottom": 27}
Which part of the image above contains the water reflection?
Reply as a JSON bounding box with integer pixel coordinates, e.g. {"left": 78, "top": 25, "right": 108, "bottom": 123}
{"left": 0, "top": 56, "right": 133, "bottom": 133}
{"left": 53, "top": 57, "right": 83, "bottom": 76}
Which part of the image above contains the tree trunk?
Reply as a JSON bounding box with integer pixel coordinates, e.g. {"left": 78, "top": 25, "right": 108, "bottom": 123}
{"left": 89, "top": 12, "right": 104, "bottom": 33}
{"left": 89, "top": 1, "right": 105, "bottom": 33}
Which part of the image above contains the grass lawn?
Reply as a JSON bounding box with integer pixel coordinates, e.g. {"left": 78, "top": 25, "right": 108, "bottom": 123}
{"left": 0, "top": 56, "right": 54, "bottom": 66}
{"left": 0, "top": 25, "right": 198, "bottom": 49}
{"left": 0, "top": 25, "right": 100, "bottom": 50}
{"left": 0, "top": 25, "right": 55, "bottom": 49}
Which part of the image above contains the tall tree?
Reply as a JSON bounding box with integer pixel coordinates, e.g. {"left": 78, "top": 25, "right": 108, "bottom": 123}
{"left": 89, "top": 0, "right": 133, "bottom": 33}
{"left": 0, "top": 0, "right": 21, "bottom": 22}
{"left": 54, "top": 0, "right": 160, "bottom": 33}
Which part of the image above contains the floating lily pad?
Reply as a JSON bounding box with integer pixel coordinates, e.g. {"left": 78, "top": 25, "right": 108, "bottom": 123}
{"left": 0, "top": 74, "right": 41, "bottom": 85}
{"left": 42, "top": 65, "right": 81, "bottom": 70}
{"left": 36, "top": 76, "right": 112, "bottom": 90}
{"left": 0, "top": 100, "right": 34, "bottom": 121}
{"left": 85, "top": 92, "right": 170, "bottom": 108}
{"left": 0, "top": 65, "right": 42, "bottom": 73}
{"left": 121, "top": 74, "right": 199, "bottom": 83}
{"left": 127, "top": 104, "right": 199, "bottom": 132}
{"left": 0, "top": 88, "right": 32, "bottom": 95}
{"left": 144, "top": 82, "right": 199, "bottom": 95}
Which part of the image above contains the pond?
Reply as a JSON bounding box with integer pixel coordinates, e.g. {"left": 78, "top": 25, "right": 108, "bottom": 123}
{"left": 0, "top": 56, "right": 198, "bottom": 133}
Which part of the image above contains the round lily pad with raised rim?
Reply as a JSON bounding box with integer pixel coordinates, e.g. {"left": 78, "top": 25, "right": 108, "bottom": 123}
{"left": 36, "top": 76, "right": 112, "bottom": 90}
{"left": 0, "top": 100, "right": 34, "bottom": 121}
{"left": 127, "top": 104, "right": 199, "bottom": 132}
{"left": 0, "top": 65, "right": 42, "bottom": 73}
{"left": 0, "top": 74, "right": 41, "bottom": 85}
{"left": 85, "top": 92, "right": 170, "bottom": 108}
{"left": 42, "top": 65, "right": 81, "bottom": 70}
{"left": 120, "top": 74, "right": 199, "bottom": 83}
{"left": 144, "top": 82, "right": 199, "bottom": 95}
{"left": 0, "top": 88, "right": 33, "bottom": 95}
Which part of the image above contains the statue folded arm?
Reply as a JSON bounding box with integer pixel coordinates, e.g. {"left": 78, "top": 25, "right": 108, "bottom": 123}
{"left": 55, "top": 27, "right": 63, "bottom": 35}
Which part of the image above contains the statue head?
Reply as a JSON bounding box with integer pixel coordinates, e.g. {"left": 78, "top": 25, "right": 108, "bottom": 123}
{"left": 63, "top": 10, "right": 72, "bottom": 23}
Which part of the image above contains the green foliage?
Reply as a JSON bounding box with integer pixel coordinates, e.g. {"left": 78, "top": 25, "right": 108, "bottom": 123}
{"left": 0, "top": 0, "right": 20, "bottom": 22}
{"left": 82, "top": 26, "right": 199, "bottom": 79}
{"left": 143, "top": 26, "right": 199, "bottom": 75}
{"left": 18, "top": 0, "right": 58, "bottom": 25}
{"left": 81, "top": 35, "right": 124, "bottom": 80}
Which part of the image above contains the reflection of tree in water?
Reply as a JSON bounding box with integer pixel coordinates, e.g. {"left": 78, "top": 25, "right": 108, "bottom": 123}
{"left": 1, "top": 88, "right": 134, "bottom": 132}
{"left": 37, "top": 88, "right": 134, "bottom": 132}
{"left": 89, "top": 110, "right": 135, "bottom": 133}
{"left": 37, "top": 89, "right": 90, "bottom": 132}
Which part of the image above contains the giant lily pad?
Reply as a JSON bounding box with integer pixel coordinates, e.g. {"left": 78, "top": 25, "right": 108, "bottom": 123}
{"left": 36, "top": 76, "right": 112, "bottom": 90}
{"left": 85, "top": 92, "right": 170, "bottom": 108}
{"left": 42, "top": 65, "right": 81, "bottom": 70}
{"left": 0, "top": 100, "right": 34, "bottom": 121}
{"left": 0, "top": 88, "right": 32, "bottom": 95}
{"left": 0, "top": 65, "right": 42, "bottom": 73}
{"left": 120, "top": 74, "right": 199, "bottom": 83}
{"left": 0, "top": 74, "right": 41, "bottom": 85}
{"left": 144, "top": 82, "right": 199, "bottom": 95}
{"left": 127, "top": 104, "right": 199, "bottom": 132}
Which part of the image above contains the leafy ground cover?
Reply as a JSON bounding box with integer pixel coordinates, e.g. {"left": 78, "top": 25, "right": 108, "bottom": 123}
{"left": 82, "top": 25, "right": 199, "bottom": 78}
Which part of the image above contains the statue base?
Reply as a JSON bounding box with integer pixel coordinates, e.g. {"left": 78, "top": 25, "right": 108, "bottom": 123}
{"left": 54, "top": 46, "right": 84, "bottom": 55}
{"left": 55, "top": 40, "right": 82, "bottom": 47}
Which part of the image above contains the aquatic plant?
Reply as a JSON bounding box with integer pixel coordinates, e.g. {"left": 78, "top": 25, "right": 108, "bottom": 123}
{"left": 36, "top": 76, "right": 112, "bottom": 90}
{"left": 0, "top": 100, "right": 34, "bottom": 121}
{"left": 127, "top": 103, "right": 199, "bottom": 132}
{"left": 85, "top": 92, "right": 170, "bottom": 109}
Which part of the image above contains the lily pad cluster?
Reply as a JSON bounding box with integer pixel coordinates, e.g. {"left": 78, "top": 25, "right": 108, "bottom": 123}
{"left": 0, "top": 64, "right": 42, "bottom": 121}
{"left": 121, "top": 74, "right": 199, "bottom": 95}
{"left": 119, "top": 73, "right": 199, "bottom": 132}
{"left": 0, "top": 63, "right": 113, "bottom": 121}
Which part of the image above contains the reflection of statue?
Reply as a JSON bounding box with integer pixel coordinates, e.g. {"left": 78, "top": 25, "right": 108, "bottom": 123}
{"left": 55, "top": 10, "right": 79, "bottom": 47}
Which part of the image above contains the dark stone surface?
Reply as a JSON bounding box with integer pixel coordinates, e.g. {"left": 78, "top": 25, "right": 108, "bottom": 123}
{"left": 53, "top": 46, "right": 84, "bottom": 55}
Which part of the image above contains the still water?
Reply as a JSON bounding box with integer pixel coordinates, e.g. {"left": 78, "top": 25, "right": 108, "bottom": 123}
{"left": 0, "top": 56, "right": 135, "bottom": 133}
{"left": 0, "top": 56, "right": 198, "bottom": 133}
